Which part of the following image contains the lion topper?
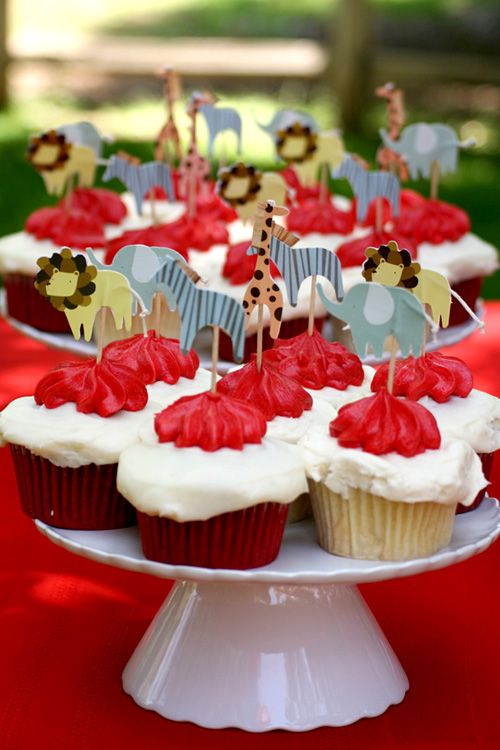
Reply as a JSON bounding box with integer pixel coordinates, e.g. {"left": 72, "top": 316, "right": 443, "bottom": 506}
{"left": 27, "top": 125, "right": 100, "bottom": 196}
{"left": 34, "top": 248, "right": 136, "bottom": 341}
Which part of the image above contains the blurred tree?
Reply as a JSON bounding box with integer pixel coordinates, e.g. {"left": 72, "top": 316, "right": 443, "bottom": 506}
{"left": 0, "top": 0, "right": 7, "bottom": 109}
{"left": 330, "top": 0, "right": 373, "bottom": 132}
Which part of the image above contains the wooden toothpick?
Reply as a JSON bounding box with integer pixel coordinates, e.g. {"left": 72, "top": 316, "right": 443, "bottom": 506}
{"left": 96, "top": 307, "right": 108, "bottom": 364}
{"left": 211, "top": 325, "right": 220, "bottom": 393}
{"left": 153, "top": 292, "right": 162, "bottom": 337}
{"left": 256, "top": 303, "right": 264, "bottom": 372}
{"left": 375, "top": 195, "right": 383, "bottom": 233}
{"left": 430, "top": 160, "right": 440, "bottom": 201}
{"left": 386, "top": 336, "right": 398, "bottom": 394}
{"left": 308, "top": 274, "right": 317, "bottom": 336}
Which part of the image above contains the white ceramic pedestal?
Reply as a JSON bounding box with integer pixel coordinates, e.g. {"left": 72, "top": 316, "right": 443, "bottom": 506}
{"left": 36, "top": 499, "right": 500, "bottom": 732}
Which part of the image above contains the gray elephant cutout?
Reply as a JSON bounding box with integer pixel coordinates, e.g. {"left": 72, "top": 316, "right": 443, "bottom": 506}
{"left": 379, "top": 123, "right": 474, "bottom": 181}
{"left": 257, "top": 109, "right": 318, "bottom": 141}
{"left": 57, "top": 121, "right": 106, "bottom": 158}
{"left": 86, "top": 244, "right": 185, "bottom": 314}
{"left": 317, "top": 281, "right": 436, "bottom": 359}
{"left": 198, "top": 104, "right": 242, "bottom": 158}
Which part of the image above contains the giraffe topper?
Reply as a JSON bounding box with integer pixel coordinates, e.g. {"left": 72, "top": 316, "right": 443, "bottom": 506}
{"left": 375, "top": 82, "right": 409, "bottom": 181}
{"left": 178, "top": 91, "right": 214, "bottom": 213}
{"left": 155, "top": 68, "right": 182, "bottom": 164}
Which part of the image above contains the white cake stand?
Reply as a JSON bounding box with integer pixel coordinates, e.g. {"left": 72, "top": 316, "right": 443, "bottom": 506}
{"left": 35, "top": 498, "right": 500, "bottom": 733}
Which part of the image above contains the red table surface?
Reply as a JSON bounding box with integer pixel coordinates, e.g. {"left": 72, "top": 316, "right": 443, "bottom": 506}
{"left": 1, "top": 308, "right": 500, "bottom": 750}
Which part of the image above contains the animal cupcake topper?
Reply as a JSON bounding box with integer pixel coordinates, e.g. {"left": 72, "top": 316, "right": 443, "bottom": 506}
{"left": 178, "top": 91, "right": 213, "bottom": 217}
{"left": 102, "top": 154, "right": 174, "bottom": 220}
{"left": 155, "top": 67, "right": 182, "bottom": 165}
{"left": 197, "top": 95, "right": 242, "bottom": 161}
{"left": 362, "top": 241, "right": 484, "bottom": 332}
{"left": 216, "top": 162, "right": 288, "bottom": 223}
{"left": 375, "top": 82, "right": 409, "bottom": 181}
{"left": 332, "top": 154, "right": 400, "bottom": 225}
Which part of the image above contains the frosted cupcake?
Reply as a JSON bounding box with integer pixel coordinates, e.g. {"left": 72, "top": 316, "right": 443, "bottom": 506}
{"left": 117, "top": 390, "right": 307, "bottom": 568}
{"left": 300, "top": 389, "right": 486, "bottom": 560}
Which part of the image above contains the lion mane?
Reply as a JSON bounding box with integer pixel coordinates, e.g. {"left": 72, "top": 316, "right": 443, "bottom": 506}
{"left": 35, "top": 248, "right": 97, "bottom": 310}
{"left": 276, "top": 122, "right": 318, "bottom": 164}
{"left": 217, "top": 162, "right": 262, "bottom": 206}
{"left": 362, "top": 241, "right": 421, "bottom": 289}
{"left": 27, "top": 130, "right": 72, "bottom": 172}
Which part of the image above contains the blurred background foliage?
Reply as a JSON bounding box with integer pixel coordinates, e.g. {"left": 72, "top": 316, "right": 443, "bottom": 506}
{"left": 2, "top": 0, "right": 499, "bottom": 295}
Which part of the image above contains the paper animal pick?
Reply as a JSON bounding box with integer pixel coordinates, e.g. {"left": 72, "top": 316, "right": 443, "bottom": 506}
{"left": 216, "top": 162, "right": 288, "bottom": 222}
{"left": 34, "top": 248, "right": 138, "bottom": 343}
{"left": 27, "top": 129, "right": 97, "bottom": 197}
{"left": 155, "top": 68, "right": 182, "bottom": 163}
{"left": 317, "top": 280, "right": 436, "bottom": 359}
{"left": 277, "top": 126, "right": 344, "bottom": 187}
{"left": 362, "top": 241, "right": 484, "bottom": 330}
{"left": 178, "top": 92, "right": 213, "bottom": 215}
{"left": 375, "top": 82, "right": 409, "bottom": 181}
{"left": 198, "top": 97, "right": 242, "bottom": 158}
{"left": 103, "top": 155, "right": 174, "bottom": 216}
{"left": 332, "top": 155, "right": 400, "bottom": 224}
{"left": 258, "top": 109, "right": 318, "bottom": 141}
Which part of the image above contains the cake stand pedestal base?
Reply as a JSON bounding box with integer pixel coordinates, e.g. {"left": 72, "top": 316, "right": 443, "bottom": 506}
{"left": 122, "top": 580, "right": 408, "bottom": 732}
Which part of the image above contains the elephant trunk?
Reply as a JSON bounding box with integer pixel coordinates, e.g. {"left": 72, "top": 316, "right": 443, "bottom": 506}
{"left": 85, "top": 246, "right": 104, "bottom": 269}
{"left": 316, "top": 284, "right": 347, "bottom": 322}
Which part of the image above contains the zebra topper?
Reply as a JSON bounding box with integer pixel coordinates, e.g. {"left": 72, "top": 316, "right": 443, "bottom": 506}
{"left": 198, "top": 102, "right": 242, "bottom": 158}
{"left": 332, "top": 155, "right": 400, "bottom": 224}
{"left": 103, "top": 155, "right": 175, "bottom": 215}
{"left": 247, "top": 233, "right": 344, "bottom": 306}
{"left": 159, "top": 258, "right": 246, "bottom": 362}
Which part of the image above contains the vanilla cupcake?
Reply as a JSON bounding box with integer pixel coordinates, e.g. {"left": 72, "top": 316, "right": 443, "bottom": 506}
{"left": 300, "top": 389, "right": 486, "bottom": 561}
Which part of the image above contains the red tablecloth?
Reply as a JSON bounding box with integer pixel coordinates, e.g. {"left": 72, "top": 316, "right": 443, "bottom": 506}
{"left": 1, "top": 309, "right": 500, "bottom": 750}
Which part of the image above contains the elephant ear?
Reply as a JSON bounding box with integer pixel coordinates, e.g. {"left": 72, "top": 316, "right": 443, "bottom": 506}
{"left": 129, "top": 244, "right": 164, "bottom": 282}
{"left": 363, "top": 283, "right": 395, "bottom": 326}
{"left": 415, "top": 123, "right": 438, "bottom": 154}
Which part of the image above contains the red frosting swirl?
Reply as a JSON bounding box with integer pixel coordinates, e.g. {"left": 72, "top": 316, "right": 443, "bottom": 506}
{"left": 103, "top": 332, "right": 199, "bottom": 385}
{"left": 222, "top": 241, "right": 281, "bottom": 285}
{"left": 282, "top": 166, "right": 320, "bottom": 203}
{"left": 34, "top": 359, "right": 148, "bottom": 417}
{"left": 356, "top": 197, "right": 393, "bottom": 228}
{"left": 371, "top": 352, "right": 473, "bottom": 403}
{"left": 394, "top": 198, "right": 470, "bottom": 245}
{"left": 196, "top": 192, "right": 238, "bottom": 222}
{"left": 217, "top": 358, "right": 312, "bottom": 420}
{"left": 154, "top": 390, "right": 267, "bottom": 451}
{"left": 105, "top": 225, "right": 188, "bottom": 263}
{"left": 336, "top": 229, "right": 416, "bottom": 268}
{"left": 62, "top": 188, "right": 127, "bottom": 224}
{"left": 263, "top": 329, "right": 364, "bottom": 391}
{"left": 166, "top": 213, "right": 229, "bottom": 253}
{"left": 330, "top": 389, "right": 441, "bottom": 456}
{"left": 26, "top": 207, "right": 105, "bottom": 249}
{"left": 287, "top": 198, "right": 355, "bottom": 235}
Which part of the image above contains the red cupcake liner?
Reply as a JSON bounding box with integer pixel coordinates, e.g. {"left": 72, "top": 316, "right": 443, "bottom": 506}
{"left": 137, "top": 502, "right": 289, "bottom": 569}
{"left": 219, "top": 317, "right": 325, "bottom": 363}
{"left": 449, "top": 277, "right": 482, "bottom": 328}
{"left": 10, "top": 445, "right": 136, "bottom": 529}
{"left": 4, "top": 273, "right": 71, "bottom": 333}
{"left": 456, "top": 451, "right": 495, "bottom": 514}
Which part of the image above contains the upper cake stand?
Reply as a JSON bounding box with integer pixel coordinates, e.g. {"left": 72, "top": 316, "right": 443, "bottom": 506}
{"left": 36, "top": 497, "right": 500, "bottom": 732}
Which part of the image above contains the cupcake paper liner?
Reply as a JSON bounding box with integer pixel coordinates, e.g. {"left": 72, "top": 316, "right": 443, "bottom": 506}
{"left": 286, "top": 493, "right": 312, "bottom": 524}
{"left": 219, "top": 316, "right": 325, "bottom": 363}
{"left": 308, "top": 480, "right": 456, "bottom": 561}
{"left": 456, "top": 451, "right": 495, "bottom": 514}
{"left": 449, "top": 277, "right": 482, "bottom": 328}
{"left": 137, "top": 502, "right": 289, "bottom": 569}
{"left": 4, "top": 273, "right": 71, "bottom": 333}
{"left": 10, "top": 445, "right": 136, "bottom": 530}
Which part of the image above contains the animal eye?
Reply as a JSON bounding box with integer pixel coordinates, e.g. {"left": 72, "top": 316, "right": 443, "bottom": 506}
{"left": 53, "top": 268, "right": 58, "bottom": 273}
{"left": 380, "top": 259, "right": 385, "bottom": 264}
{"left": 399, "top": 264, "right": 404, "bottom": 268}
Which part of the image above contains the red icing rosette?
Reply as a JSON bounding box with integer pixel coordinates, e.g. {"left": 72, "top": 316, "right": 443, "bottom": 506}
{"left": 217, "top": 358, "right": 312, "bottom": 420}
{"left": 399, "top": 188, "right": 427, "bottom": 214}
{"left": 26, "top": 207, "right": 105, "bottom": 249}
{"left": 394, "top": 198, "right": 470, "bottom": 245}
{"left": 282, "top": 166, "right": 320, "bottom": 203}
{"left": 154, "top": 390, "right": 267, "bottom": 451}
{"left": 165, "top": 213, "right": 229, "bottom": 253}
{"left": 330, "top": 389, "right": 441, "bottom": 456}
{"left": 195, "top": 192, "right": 238, "bottom": 223}
{"left": 371, "top": 352, "right": 473, "bottom": 403}
{"left": 263, "top": 328, "right": 364, "bottom": 391}
{"left": 105, "top": 225, "right": 188, "bottom": 263}
{"left": 336, "top": 229, "right": 416, "bottom": 268}
{"left": 287, "top": 197, "right": 355, "bottom": 236}
{"left": 62, "top": 188, "right": 127, "bottom": 224}
{"left": 103, "top": 331, "right": 199, "bottom": 385}
{"left": 222, "top": 241, "right": 281, "bottom": 286}
{"left": 34, "top": 359, "right": 148, "bottom": 417}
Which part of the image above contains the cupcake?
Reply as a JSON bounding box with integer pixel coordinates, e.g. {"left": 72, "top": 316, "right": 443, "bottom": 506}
{"left": 372, "top": 351, "right": 500, "bottom": 511}
{"left": 117, "top": 390, "right": 307, "bottom": 568}
{"left": 300, "top": 389, "right": 486, "bottom": 560}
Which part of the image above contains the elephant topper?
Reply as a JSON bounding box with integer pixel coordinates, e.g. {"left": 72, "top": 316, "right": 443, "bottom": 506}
{"left": 362, "top": 240, "right": 484, "bottom": 331}
{"left": 197, "top": 96, "right": 242, "bottom": 159}
{"left": 216, "top": 162, "right": 288, "bottom": 223}
{"left": 379, "top": 123, "right": 475, "bottom": 181}
{"left": 26, "top": 122, "right": 105, "bottom": 196}
{"left": 317, "top": 280, "right": 437, "bottom": 360}
{"left": 34, "top": 248, "right": 146, "bottom": 342}
{"left": 332, "top": 154, "right": 400, "bottom": 224}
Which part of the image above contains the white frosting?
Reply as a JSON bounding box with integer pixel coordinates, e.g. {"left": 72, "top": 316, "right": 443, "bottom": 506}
{"left": 266, "top": 399, "right": 336, "bottom": 444}
{"left": 306, "top": 365, "right": 375, "bottom": 409}
{"left": 117, "top": 426, "right": 307, "bottom": 520}
{"left": 300, "top": 425, "right": 486, "bottom": 506}
{"left": 0, "top": 232, "right": 106, "bottom": 275}
{"left": 147, "top": 369, "right": 213, "bottom": 409}
{"left": 417, "top": 233, "right": 499, "bottom": 285}
{"left": 419, "top": 389, "right": 500, "bottom": 454}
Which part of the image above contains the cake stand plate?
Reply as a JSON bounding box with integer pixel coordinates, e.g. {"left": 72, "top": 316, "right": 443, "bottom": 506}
{"left": 35, "top": 499, "right": 500, "bottom": 732}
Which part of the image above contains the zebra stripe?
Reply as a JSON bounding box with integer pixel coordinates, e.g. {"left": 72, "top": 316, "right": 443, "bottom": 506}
{"left": 161, "top": 260, "right": 245, "bottom": 361}
{"left": 102, "top": 156, "right": 174, "bottom": 215}
{"left": 331, "top": 155, "right": 400, "bottom": 223}
{"left": 248, "top": 235, "right": 344, "bottom": 306}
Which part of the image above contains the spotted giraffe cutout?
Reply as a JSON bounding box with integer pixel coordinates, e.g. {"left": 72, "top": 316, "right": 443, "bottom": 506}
{"left": 243, "top": 200, "right": 287, "bottom": 339}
